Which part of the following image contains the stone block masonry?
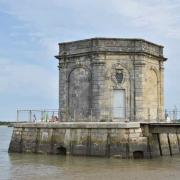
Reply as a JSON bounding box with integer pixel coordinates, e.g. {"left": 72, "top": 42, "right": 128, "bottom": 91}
{"left": 141, "top": 123, "right": 180, "bottom": 157}
{"left": 9, "top": 122, "right": 180, "bottom": 158}
{"left": 55, "top": 38, "right": 166, "bottom": 122}
{"left": 9, "top": 38, "right": 178, "bottom": 159}
{"left": 9, "top": 122, "right": 148, "bottom": 158}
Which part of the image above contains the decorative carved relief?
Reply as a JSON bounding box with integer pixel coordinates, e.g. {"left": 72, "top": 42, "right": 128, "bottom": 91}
{"left": 111, "top": 63, "right": 129, "bottom": 88}
{"left": 115, "top": 69, "right": 124, "bottom": 84}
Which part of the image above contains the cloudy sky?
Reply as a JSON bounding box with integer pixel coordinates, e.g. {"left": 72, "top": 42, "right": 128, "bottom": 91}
{"left": 0, "top": 0, "right": 180, "bottom": 120}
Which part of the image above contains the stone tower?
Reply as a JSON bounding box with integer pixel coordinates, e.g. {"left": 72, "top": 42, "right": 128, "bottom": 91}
{"left": 55, "top": 38, "right": 166, "bottom": 122}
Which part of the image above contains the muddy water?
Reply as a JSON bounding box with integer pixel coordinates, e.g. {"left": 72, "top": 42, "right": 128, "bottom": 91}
{"left": 1, "top": 126, "right": 180, "bottom": 180}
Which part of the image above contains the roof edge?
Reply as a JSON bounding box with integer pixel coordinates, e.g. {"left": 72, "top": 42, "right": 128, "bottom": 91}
{"left": 58, "top": 37, "right": 164, "bottom": 48}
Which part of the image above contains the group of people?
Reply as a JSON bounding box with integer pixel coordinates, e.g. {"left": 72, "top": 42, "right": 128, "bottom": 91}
{"left": 32, "top": 114, "right": 59, "bottom": 122}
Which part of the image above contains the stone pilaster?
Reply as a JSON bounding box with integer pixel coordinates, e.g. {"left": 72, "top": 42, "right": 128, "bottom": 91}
{"left": 91, "top": 59, "right": 106, "bottom": 121}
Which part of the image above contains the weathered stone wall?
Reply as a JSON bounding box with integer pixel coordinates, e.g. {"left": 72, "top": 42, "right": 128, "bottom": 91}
{"left": 9, "top": 122, "right": 148, "bottom": 158}
{"left": 141, "top": 123, "right": 180, "bottom": 157}
{"left": 142, "top": 57, "right": 164, "bottom": 122}
{"left": 56, "top": 38, "right": 166, "bottom": 122}
{"left": 9, "top": 123, "right": 180, "bottom": 158}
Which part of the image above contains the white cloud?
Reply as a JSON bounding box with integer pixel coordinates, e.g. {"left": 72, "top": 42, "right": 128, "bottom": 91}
{"left": 0, "top": 0, "right": 180, "bottom": 119}
{"left": 109, "top": 0, "right": 180, "bottom": 39}
{"left": 1, "top": 0, "right": 180, "bottom": 41}
{"left": 0, "top": 58, "right": 58, "bottom": 98}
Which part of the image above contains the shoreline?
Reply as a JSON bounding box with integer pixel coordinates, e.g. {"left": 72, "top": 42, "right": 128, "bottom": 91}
{"left": 0, "top": 122, "right": 14, "bottom": 127}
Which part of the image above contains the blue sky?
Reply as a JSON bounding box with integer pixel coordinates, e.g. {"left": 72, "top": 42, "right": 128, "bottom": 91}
{"left": 0, "top": 0, "right": 180, "bottom": 120}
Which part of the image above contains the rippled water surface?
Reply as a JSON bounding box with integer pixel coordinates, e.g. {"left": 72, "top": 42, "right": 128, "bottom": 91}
{"left": 1, "top": 126, "right": 180, "bottom": 180}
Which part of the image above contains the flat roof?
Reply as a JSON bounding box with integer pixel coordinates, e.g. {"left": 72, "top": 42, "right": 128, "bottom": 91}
{"left": 59, "top": 37, "right": 164, "bottom": 48}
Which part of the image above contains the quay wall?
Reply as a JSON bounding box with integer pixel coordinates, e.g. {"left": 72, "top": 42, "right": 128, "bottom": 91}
{"left": 141, "top": 123, "right": 180, "bottom": 157}
{"left": 8, "top": 122, "right": 180, "bottom": 158}
{"left": 8, "top": 122, "right": 148, "bottom": 158}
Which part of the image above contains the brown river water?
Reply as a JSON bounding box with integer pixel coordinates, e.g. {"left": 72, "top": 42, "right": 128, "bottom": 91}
{"left": 0, "top": 126, "right": 180, "bottom": 180}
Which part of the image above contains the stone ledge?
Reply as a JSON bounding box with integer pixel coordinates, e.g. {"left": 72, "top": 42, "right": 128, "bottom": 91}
{"left": 56, "top": 38, "right": 166, "bottom": 60}
{"left": 141, "top": 122, "right": 180, "bottom": 126}
{"left": 13, "top": 122, "right": 140, "bottom": 129}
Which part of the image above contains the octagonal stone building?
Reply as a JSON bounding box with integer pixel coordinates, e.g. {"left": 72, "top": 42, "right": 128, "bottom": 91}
{"left": 55, "top": 38, "right": 166, "bottom": 122}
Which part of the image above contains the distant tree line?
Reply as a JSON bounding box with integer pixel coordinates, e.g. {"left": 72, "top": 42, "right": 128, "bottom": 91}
{"left": 0, "top": 121, "right": 14, "bottom": 126}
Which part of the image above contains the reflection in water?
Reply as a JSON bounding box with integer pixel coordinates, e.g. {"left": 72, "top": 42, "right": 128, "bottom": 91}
{"left": 1, "top": 126, "right": 180, "bottom": 180}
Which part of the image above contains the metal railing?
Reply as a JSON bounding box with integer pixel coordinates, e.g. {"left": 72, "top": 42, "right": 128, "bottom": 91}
{"left": 165, "top": 108, "right": 180, "bottom": 122}
{"left": 15, "top": 107, "right": 177, "bottom": 123}
{"left": 16, "top": 109, "right": 60, "bottom": 123}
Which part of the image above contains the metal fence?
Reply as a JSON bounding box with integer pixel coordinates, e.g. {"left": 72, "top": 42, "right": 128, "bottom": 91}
{"left": 165, "top": 108, "right": 180, "bottom": 122}
{"left": 16, "top": 109, "right": 59, "bottom": 123}
{"left": 16, "top": 107, "right": 180, "bottom": 123}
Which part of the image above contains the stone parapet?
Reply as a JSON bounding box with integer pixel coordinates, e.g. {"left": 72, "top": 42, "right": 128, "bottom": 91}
{"left": 57, "top": 38, "right": 166, "bottom": 60}
{"left": 13, "top": 122, "right": 140, "bottom": 129}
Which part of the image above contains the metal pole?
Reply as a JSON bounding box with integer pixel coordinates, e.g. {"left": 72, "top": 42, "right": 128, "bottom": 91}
{"left": 173, "top": 109, "right": 175, "bottom": 121}
{"left": 41, "top": 111, "right": 43, "bottom": 122}
{"left": 175, "top": 107, "right": 177, "bottom": 121}
{"left": 29, "top": 110, "right": 32, "bottom": 122}
{"left": 17, "top": 109, "right": 19, "bottom": 122}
